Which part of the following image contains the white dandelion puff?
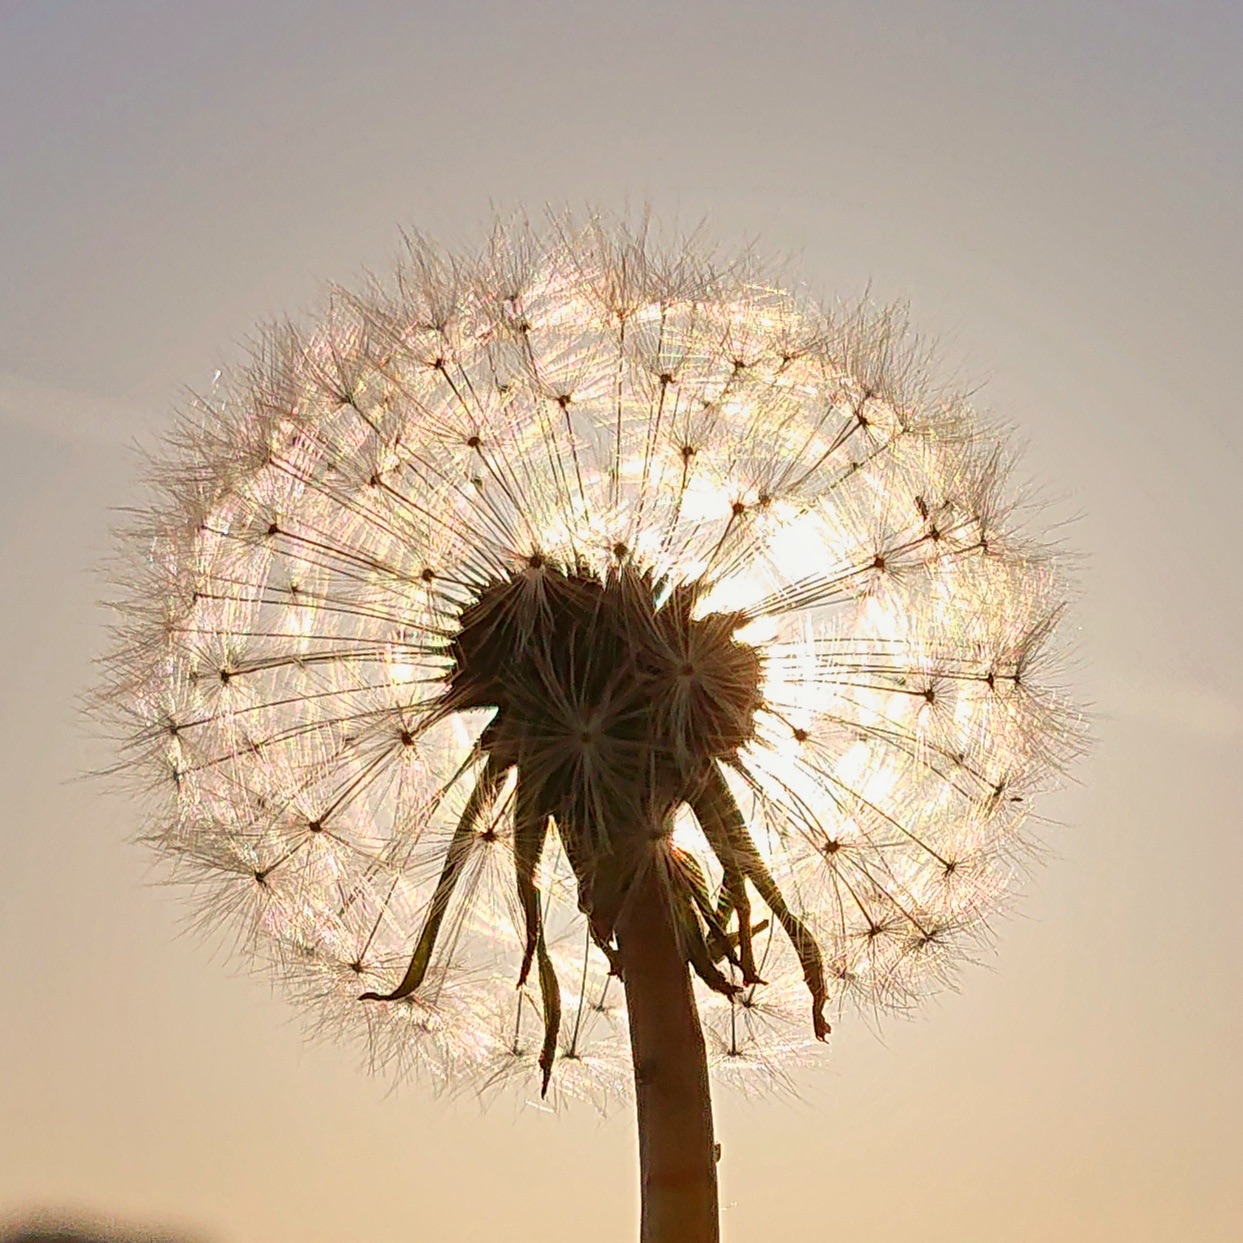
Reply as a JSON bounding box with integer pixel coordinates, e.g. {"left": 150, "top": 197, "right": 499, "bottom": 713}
{"left": 98, "top": 211, "right": 1082, "bottom": 1243}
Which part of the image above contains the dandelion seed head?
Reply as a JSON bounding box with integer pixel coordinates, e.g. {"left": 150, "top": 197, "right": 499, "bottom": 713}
{"left": 100, "top": 212, "right": 1081, "bottom": 1102}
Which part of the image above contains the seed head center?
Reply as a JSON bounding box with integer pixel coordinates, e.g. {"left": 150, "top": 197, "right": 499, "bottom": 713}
{"left": 445, "top": 567, "right": 763, "bottom": 820}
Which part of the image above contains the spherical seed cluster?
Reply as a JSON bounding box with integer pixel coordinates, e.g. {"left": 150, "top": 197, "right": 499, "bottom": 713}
{"left": 101, "top": 216, "right": 1080, "bottom": 1102}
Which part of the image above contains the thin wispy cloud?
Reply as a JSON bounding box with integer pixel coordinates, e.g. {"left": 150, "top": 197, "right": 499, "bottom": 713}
{"left": 1097, "top": 672, "right": 1241, "bottom": 739}
{"left": 0, "top": 370, "right": 154, "bottom": 446}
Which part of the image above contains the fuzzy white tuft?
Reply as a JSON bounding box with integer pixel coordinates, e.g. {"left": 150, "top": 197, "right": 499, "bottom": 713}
{"left": 98, "top": 213, "right": 1082, "bottom": 1101}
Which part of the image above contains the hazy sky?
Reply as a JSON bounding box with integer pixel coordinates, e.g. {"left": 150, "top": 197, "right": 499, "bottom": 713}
{"left": 2, "top": 2, "right": 1241, "bottom": 1240}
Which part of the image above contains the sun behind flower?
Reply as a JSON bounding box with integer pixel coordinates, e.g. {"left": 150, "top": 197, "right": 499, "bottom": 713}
{"left": 101, "top": 213, "right": 1080, "bottom": 1103}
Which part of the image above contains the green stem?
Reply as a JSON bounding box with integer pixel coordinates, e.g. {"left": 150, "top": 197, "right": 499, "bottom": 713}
{"left": 616, "top": 853, "right": 720, "bottom": 1243}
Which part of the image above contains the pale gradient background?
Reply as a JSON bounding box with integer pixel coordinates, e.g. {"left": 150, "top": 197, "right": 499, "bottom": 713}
{"left": 2, "top": 2, "right": 1240, "bottom": 1240}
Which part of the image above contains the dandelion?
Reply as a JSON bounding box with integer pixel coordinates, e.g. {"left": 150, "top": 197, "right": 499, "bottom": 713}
{"left": 100, "top": 213, "right": 1081, "bottom": 1242}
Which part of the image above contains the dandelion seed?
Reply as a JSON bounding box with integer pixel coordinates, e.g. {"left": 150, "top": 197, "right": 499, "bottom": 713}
{"left": 99, "top": 211, "right": 1082, "bottom": 1243}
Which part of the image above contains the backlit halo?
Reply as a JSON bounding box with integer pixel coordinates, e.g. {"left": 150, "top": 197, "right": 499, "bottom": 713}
{"left": 102, "top": 214, "right": 1080, "bottom": 1101}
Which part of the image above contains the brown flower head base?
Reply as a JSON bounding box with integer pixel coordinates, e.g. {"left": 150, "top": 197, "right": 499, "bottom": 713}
{"left": 362, "top": 564, "right": 829, "bottom": 1091}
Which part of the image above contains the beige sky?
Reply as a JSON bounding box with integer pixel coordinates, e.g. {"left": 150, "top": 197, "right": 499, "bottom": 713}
{"left": 1, "top": 2, "right": 1240, "bottom": 1240}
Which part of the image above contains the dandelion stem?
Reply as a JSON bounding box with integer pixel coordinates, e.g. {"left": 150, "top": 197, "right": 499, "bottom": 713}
{"left": 617, "top": 851, "right": 719, "bottom": 1243}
